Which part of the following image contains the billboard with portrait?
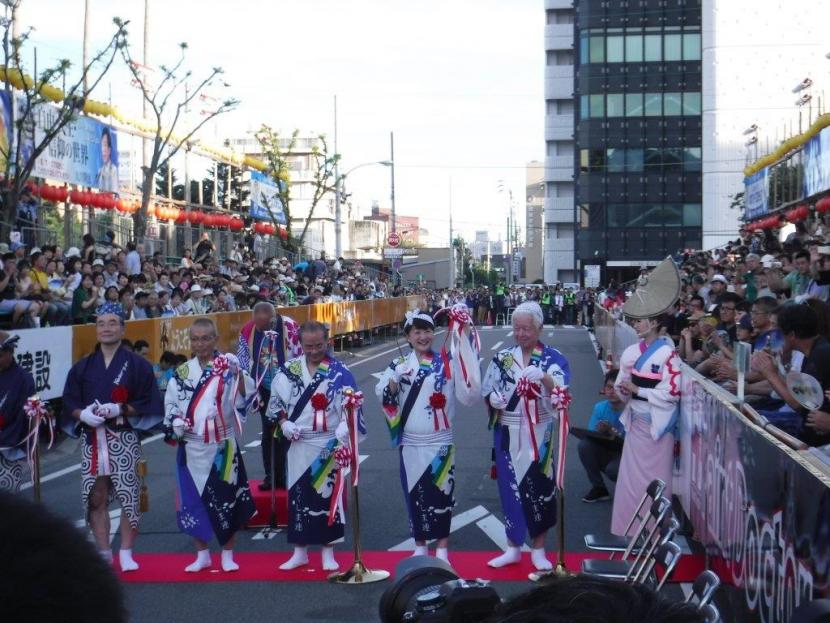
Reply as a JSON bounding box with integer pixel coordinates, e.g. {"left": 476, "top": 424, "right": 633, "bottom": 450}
{"left": 249, "top": 170, "right": 286, "bottom": 223}
{"left": 804, "top": 126, "right": 830, "bottom": 197}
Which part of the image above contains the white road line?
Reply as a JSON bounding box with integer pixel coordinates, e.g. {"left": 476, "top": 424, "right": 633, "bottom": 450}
{"left": 475, "top": 515, "right": 530, "bottom": 552}
{"left": 507, "top": 331, "right": 514, "bottom": 337}
{"left": 490, "top": 341, "right": 503, "bottom": 351}
{"left": 586, "top": 330, "right": 606, "bottom": 374}
{"left": 75, "top": 508, "right": 121, "bottom": 544}
{"left": 371, "top": 372, "right": 384, "bottom": 380}
{"left": 388, "top": 505, "right": 490, "bottom": 551}
{"left": 245, "top": 440, "right": 262, "bottom": 448}
{"left": 22, "top": 433, "right": 165, "bottom": 491}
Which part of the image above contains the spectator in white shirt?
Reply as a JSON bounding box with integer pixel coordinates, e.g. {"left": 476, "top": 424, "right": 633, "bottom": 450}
{"left": 125, "top": 241, "right": 142, "bottom": 276}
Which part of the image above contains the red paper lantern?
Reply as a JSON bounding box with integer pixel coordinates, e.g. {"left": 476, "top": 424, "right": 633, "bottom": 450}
{"left": 55, "top": 186, "right": 68, "bottom": 202}
{"left": 69, "top": 190, "right": 81, "bottom": 204}
{"left": 817, "top": 197, "right": 830, "bottom": 214}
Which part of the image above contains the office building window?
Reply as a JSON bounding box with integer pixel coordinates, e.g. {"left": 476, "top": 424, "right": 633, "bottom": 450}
{"left": 683, "top": 92, "right": 701, "bottom": 115}
{"left": 625, "top": 92, "right": 644, "bottom": 117}
{"left": 607, "top": 93, "right": 625, "bottom": 117}
{"left": 644, "top": 93, "right": 662, "bottom": 116}
{"left": 589, "top": 94, "right": 605, "bottom": 117}
{"left": 664, "top": 34, "right": 682, "bottom": 61}
{"left": 579, "top": 147, "right": 702, "bottom": 173}
{"left": 684, "top": 147, "right": 702, "bottom": 172}
{"left": 625, "top": 35, "right": 643, "bottom": 62}
{"left": 663, "top": 92, "right": 682, "bottom": 116}
{"left": 607, "top": 36, "right": 625, "bottom": 62}
{"left": 589, "top": 36, "right": 605, "bottom": 63}
{"left": 683, "top": 34, "right": 701, "bottom": 60}
{"left": 644, "top": 34, "right": 661, "bottom": 61}
{"left": 580, "top": 95, "right": 588, "bottom": 119}
{"left": 683, "top": 203, "right": 702, "bottom": 226}
{"left": 625, "top": 148, "right": 644, "bottom": 173}
{"left": 599, "top": 203, "right": 701, "bottom": 228}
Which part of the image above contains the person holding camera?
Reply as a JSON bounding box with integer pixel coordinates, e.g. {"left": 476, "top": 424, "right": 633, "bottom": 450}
{"left": 481, "top": 301, "right": 570, "bottom": 571}
{"left": 375, "top": 307, "right": 480, "bottom": 563}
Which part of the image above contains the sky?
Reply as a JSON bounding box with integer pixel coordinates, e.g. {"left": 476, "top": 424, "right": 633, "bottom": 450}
{"left": 17, "top": 0, "right": 544, "bottom": 246}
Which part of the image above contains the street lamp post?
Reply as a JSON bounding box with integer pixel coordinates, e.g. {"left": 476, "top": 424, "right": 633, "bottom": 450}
{"left": 334, "top": 160, "right": 393, "bottom": 258}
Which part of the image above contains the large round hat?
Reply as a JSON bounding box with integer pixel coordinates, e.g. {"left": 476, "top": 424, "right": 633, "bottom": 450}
{"left": 622, "top": 257, "right": 681, "bottom": 319}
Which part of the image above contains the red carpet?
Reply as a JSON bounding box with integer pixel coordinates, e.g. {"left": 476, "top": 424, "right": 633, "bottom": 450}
{"left": 117, "top": 551, "right": 705, "bottom": 584}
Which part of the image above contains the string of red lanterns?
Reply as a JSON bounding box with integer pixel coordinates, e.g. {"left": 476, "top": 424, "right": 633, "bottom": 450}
{"left": 29, "top": 180, "right": 288, "bottom": 237}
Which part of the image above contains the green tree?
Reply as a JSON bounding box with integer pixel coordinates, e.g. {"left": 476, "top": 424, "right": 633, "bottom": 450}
{"left": 120, "top": 37, "right": 238, "bottom": 240}
{"left": 0, "top": 8, "right": 126, "bottom": 240}
{"left": 254, "top": 126, "right": 339, "bottom": 252}
{"left": 217, "top": 162, "right": 248, "bottom": 212}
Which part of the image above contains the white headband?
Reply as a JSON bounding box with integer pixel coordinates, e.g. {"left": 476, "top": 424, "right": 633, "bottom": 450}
{"left": 404, "top": 309, "right": 435, "bottom": 328}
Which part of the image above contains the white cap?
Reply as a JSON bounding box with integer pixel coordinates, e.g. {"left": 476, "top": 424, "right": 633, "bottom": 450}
{"left": 249, "top": 285, "right": 260, "bottom": 292}
{"left": 92, "top": 258, "right": 104, "bottom": 267}
{"left": 29, "top": 246, "right": 41, "bottom": 255}
{"left": 190, "top": 284, "right": 203, "bottom": 293}
{"left": 203, "top": 288, "right": 214, "bottom": 295}
{"left": 65, "top": 247, "right": 81, "bottom": 258}
{"left": 711, "top": 274, "right": 728, "bottom": 284}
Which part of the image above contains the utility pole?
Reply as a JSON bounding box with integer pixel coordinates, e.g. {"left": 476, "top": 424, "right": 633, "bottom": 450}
{"left": 82, "top": 0, "right": 90, "bottom": 94}
{"left": 390, "top": 131, "right": 396, "bottom": 233}
{"left": 448, "top": 177, "right": 454, "bottom": 289}
{"left": 334, "top": 95, "right": 342, "bottom": 258}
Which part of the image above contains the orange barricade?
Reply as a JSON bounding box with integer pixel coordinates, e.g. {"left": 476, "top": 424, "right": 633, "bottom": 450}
{"left": 71, "top": 295, "right": 425, "bottom": 362}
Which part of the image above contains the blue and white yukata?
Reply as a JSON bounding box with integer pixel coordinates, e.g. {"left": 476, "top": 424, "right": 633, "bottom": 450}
{"left": 375, "top": 349, "right": 478, "bottom": 542}
{"left": 62, "top": 347, "right": 164, "bottom": 528}
{"left": 611, "top": 337, "right": 680, "bottom": 535}
{"left": 0, "top": 363, "right": 35, "bottom": 492}
{"left": 269, "top": 355, "right": 364, "bottom": 546}
{"left": 482, "top": 342, "right": 570, "bottom": 544}
{"left": 164, "top": 356, "right": 257, "bottom": 546}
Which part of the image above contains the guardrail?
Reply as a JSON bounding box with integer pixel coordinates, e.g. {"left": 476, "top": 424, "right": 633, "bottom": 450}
{"left": 593, "top": 306, "right": 830, "bottom": 622}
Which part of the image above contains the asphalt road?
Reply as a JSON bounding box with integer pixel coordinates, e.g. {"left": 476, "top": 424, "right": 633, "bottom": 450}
{"left": 33, "top": 324, "right": 611, "bottom": 622}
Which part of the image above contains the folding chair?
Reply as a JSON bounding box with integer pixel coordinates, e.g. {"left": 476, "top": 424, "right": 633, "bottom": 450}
{"left": 700, "top": 603, "right": 721, "bottom": 623}
{"left": 685, "top": 570, "right": 720, "bottom": 608}
{"left": 581, "top": 498, "right": 673, "bottom": 579}
{"left": 640, "top": 541, "right": 683, "bottom": 592}
{"left": 627, "top": 517, "right": 680, "bottom": 584}
{"left": 584, "top": 479, "right": 666, "bottom": 559}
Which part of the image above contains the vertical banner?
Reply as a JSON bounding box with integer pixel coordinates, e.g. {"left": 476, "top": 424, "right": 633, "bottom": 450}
{"left": 744, "top": 168, "right": 769, "bottom": 220}
{"left": 804, "top": 127, "right": 830, "bottom": 197}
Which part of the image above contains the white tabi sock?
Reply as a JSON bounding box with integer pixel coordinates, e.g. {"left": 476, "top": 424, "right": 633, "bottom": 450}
{"left": 435, "top": 547, "right": 449, "bottom": 563}
{"left": 221, "top": 549, "right": 239, "bottom": 572}
{"left": 321, "top": 546, "right": 338, "bottom": 571}
{"left": 119, "top": 549, "right": 139, "bottom": 572}
{"left": 185, "top": 549, "right": 212, "bottom": 573}
{"left": 487, "top": 546, "right": 521, "bottom": 568}
{"left": 100, "top": 548, "right": 114, "bottom": 564}
{"left": 279, "top": 546, "right": 309, "bottom": 570}
{"left": 412, "top": 545, "right": 429, "bottom": 557}
{"left": 531, "top": 547, "right": 553, "bottom": 571}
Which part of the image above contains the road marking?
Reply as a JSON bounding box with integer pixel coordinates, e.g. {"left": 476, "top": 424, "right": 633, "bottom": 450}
{"left": 586, "top": 330, "right": 606, "bottom": 373}
{"left": 507, "top": 331, "right": 513, "bottom": 337}
{"left": 75, "top": 508, "right": 121, "bottom": 544}
{"left": 388, "top": 505, "right": 490, "bottom": 551}
{"left": 371, "top": 372, "right": 384, "bottom": 380}
{"left": 245, "top": 440, "right": 262, "bottom": 448}
{"left": 490, "top": 341, "right": 503, "bottom": 351}
{"left": 252, "top": 527, "right": 283, "bottom": 540}
{"left": 22, "top": 433, "right": 165, "bottom": 491}
{"left": 475, "top": 515, "right": 530, "bottom": 552}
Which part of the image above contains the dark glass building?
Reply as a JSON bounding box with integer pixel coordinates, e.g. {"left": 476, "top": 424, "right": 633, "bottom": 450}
{"left": 574, "top": 0, "right": 702, "bottom": 283}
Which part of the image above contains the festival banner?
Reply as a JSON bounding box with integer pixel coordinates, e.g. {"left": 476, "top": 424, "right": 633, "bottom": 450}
{"left": 682, "top": 370, "right": 830, "bottom": 623}
{"left": 249, "top": 170, "right": 286, "bottom": 223}
{"left": 804, "top": 127, "right": 830, "bottom": 198}
{"left": 745, "top": 168, "right": 770, "bottom": 220}
{"left": 9, "top": 326, "right": 73, "bottom": 400}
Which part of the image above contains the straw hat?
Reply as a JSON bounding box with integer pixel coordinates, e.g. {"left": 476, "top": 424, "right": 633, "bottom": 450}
{"left": 622, "top": 257, "right": 681, "bottom": 319}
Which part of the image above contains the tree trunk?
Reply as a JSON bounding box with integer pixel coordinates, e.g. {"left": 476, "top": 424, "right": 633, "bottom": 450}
{"left": 0, "top": 187, "right": 16, "bottom": 244}
{"left": 133, "top": 168, "right": 153, "bottom": 242}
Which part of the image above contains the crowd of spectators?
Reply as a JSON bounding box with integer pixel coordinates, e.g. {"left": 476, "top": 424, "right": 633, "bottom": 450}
{"left": 0, "top": 231, "right": 402, "bottom": 328}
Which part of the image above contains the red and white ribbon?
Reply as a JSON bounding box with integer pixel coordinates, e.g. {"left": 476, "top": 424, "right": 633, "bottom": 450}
{"left": 551, "top": 386, "right": 572, "bottom": 490}
{"left": 328, "top": 444, "right": 352, "bottom": 526}
{"left": 22, "top": 396, "right": 53, "bottom": 482}
{"left": 342, "top": 389, "right": 363, "bottom": 485}
{"left": 515, "top": 378, "right": 542, "bottom": 461}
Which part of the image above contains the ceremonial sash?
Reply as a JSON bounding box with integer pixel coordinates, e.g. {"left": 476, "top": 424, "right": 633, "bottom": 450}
{"left": 185, "top": 366, "right": 228, "bottom": 443}
{"left": 505, "top": 343, "right": 544, "bottom": 412}
{"left": 288, "top": 358, "right": 331, "bottom": 423}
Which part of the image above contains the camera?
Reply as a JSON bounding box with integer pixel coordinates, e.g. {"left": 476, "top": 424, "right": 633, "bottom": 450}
{"left": 379, "top": 556, "right": 501, "bottom": 623}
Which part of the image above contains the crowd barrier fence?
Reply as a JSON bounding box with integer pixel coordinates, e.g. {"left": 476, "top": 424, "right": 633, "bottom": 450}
{"left": 594, "top": 306, "right": 830, "bottom": 622}
{"left": 10, "top": 296, "right": 424, "bottom": 401}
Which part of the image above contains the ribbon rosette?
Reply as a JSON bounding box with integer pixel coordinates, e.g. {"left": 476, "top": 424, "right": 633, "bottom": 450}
{"left": 515, "top": 377, "right": 543, "bottom": 461}
{"left": 550, "top": 386, "right": 572, "bottom": 411}
{"left": 111, "top": 385, "right": 129, "bottom": 404}
{"left": 429, "top": 391, "right": 450, "bottom": 431}
{"left": 211, "top": 354, "right": 230, "bottom": 377}
{"left": 327, "top": 444, "right": 353, "bottom": 527}
{"left": 310, "top": 392, "right": 329, "bottom": 432}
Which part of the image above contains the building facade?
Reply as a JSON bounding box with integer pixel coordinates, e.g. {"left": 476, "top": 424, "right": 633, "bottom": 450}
{"left": 525, "top": 160, "right": 545, "bottom": 283}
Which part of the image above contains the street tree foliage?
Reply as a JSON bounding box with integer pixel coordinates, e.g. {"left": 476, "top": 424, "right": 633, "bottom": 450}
{"left": 119, "top": 31, "right": 238, "bottom": 240}
{"left": 0, "top": 5, "right": 126, "bottom": 239}
{"left": 254, "top": 125, "right": 340, "bottom": 253}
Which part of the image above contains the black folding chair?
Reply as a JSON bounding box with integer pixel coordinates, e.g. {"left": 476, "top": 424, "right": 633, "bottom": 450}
{"left": 700, "top": 603, "right": 721, "bottom": 623}
{"left": 641, "top": 541, "right": 683, "bottom": 592}
{"left": 584, "top": 478, "right": 666, "bottom": 559}
{"left": 685, "top": 570, "right": 720, "bottom": 608}
{"left": 581, "top": 498, "right": 674, "bottom": 580}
